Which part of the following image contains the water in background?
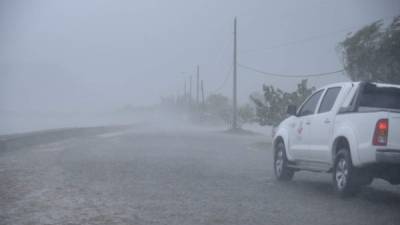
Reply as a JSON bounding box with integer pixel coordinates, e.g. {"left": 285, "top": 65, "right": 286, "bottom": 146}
{"left": 0, "top": 110, "right": 150, "bottom": 135}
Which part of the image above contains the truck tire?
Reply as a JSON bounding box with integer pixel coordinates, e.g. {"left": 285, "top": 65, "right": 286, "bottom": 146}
{"left": 274, "top": 141, "right": 294, "bottom": 181}
{"left": 333, "top": 149, "right": 361, "bottom": 197}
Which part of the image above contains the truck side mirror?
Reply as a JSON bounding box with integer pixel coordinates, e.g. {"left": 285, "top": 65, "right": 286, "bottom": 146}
{"left": 287, "top": 105, "right": 297, "bottom": 116}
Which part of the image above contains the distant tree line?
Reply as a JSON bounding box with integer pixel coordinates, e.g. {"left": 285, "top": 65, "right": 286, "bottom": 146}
{"left": 160, "top": 93, "right": 255, "bottom": 126}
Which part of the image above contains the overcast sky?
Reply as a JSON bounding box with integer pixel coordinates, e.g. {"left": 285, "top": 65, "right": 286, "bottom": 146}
{"left": 1, "top": 0, "right": 399, "bottom": 113}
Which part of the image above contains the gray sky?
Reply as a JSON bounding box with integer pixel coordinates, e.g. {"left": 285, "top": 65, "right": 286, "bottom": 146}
{"left": 1, "top": 0, "right": 399, "bottom": 113}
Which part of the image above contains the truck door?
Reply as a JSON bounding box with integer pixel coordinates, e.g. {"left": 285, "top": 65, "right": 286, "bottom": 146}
{"left": 307, "top": 87, "right": 342, "bottom": 163}
{"left": 290, "top": 90, "right": 324, "bottom": 160}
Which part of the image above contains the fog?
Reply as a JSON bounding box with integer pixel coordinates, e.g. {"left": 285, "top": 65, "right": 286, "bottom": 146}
{"left": 1, "top": 0, "right": 399, "bottom": 134}
{"left": 2, "top": 2, "right": 400, "bottom": 224}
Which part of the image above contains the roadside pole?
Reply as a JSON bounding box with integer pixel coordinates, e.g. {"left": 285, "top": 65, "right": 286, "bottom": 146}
{"left": 232, "top": 17, "right": 238, "bottom": 130}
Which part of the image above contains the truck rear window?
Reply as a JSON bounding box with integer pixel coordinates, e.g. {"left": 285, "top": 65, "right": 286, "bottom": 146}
{"left": 359, "top": 84, "right": 400, "bottom": 110}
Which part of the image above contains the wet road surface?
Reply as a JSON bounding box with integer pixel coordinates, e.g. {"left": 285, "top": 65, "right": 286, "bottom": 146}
{"left": 1, "top": 125, "right": 400, "bottom": 225}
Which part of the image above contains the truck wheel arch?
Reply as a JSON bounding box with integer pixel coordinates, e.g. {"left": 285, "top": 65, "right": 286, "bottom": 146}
{"left": 274, "top": 136, "right": 285, "bottom": 149}
{"left": 331, "top": 137, "right": 350, "bottom": 160}
{"left": 331, "top": 133, "right": 360, "bottom": 166}
{"left": 273, "top": 129, "right": 294, "bottom": 161}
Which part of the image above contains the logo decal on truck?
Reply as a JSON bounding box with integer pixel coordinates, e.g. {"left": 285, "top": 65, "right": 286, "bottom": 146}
{"left": 297, "top": 121, "right": 303, "bottom": 135}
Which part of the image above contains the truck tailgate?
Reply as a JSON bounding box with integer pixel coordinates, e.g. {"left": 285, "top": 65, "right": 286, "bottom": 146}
{"left": 389, "top": 113, "right": 400, "bottom": 149}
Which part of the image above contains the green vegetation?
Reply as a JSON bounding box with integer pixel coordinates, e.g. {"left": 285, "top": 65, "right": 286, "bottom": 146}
{"left": 340, "top": 15, "right": 400, "bottom": 84}
{"left": 250, "top": 79, "right": 315, "bottom": 127}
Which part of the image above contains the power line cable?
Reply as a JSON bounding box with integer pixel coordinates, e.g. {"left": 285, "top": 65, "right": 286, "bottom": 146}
{"left": 213, "top": 29, "right": 232, "bottom": 68}
{"left": 240, "top": 27, "right": 353, "bottom": 54}
{"left": 240, "top": 16, "right": 395, "bottom": 55}
{"left": 238, "top": 63, "right": 345, "bottom": 78}
{"left": 197, "top": 21, "right": 232, "bottom": 96}
{"left": 209, "top": 65, "right": 232, "bottom": 93}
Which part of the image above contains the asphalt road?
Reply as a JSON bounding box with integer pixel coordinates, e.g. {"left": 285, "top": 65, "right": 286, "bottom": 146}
{"left": 1, "top": 125, "right": 400, "bottom": 225}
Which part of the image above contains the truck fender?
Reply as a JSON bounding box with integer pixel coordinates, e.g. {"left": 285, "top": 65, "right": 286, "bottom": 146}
{"left": 273, "top": 128, "right": 295, "bottom": 161}
{"left": 331, "top": 127, "right": 360, "bottom": 166}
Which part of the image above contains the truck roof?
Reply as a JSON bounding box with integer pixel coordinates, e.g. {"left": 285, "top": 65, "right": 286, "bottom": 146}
{"left": 317, "top": 81, "right": 400, "bottom": 91}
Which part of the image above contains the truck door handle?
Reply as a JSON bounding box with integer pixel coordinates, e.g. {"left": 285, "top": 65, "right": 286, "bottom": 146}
{"left": 324, "top": 119, "right": 331, "bottom": 124}
{"left": 305, "top": 121, "right": 311, "bottom": 125}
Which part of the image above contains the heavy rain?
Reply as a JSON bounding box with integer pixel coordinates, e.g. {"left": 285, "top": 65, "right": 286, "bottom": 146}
{"left": 1, "top": 1, "right": 400, "bottom": 225}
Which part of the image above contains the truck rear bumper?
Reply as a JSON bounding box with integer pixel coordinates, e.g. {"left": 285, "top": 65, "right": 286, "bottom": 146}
{"left": 376, "top": 149, "right": 400, "bottom": 164}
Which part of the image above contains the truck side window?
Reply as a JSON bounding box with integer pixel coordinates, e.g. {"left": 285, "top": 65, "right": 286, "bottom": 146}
{"left": 298, "top": 90, "right": 323, "bottom": 117}
{"left": 318, "top": 87, "right": 341, "bottom": 113}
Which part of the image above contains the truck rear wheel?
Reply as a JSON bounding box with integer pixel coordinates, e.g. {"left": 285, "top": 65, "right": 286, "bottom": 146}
{"left": 333, "top": 149, "right": 361, "bottom": 197}
{"left": 274, "top": 141, "right": 294, "bottom": 181}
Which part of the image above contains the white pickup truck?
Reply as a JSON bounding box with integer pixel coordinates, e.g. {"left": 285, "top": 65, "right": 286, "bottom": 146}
{"left": 273, "top": 81, "right": 400, "bottom": 197}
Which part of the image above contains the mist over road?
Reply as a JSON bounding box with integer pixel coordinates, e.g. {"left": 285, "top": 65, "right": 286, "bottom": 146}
{"left": 1, "top": 124, "right": 399, "bottom": 225}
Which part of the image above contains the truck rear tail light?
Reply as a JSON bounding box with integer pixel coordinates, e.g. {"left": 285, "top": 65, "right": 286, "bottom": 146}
{"left": 373, "top": 119, "right": 388, "bottom": 146}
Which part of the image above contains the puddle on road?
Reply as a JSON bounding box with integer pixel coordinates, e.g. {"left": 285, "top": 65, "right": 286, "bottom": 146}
{"left": 34, "top": 139, "right": 76, "bottom": 153}
{"left": 96, "top": 131, "right": 129, "bottom": 138}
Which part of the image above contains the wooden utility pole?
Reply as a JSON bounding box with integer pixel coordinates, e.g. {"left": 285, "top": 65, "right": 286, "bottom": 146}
{"left": 201, "top": 80, "right": 205, "bottom": 106}
{"left": 184, "top": 79, "right": 187, "bottom": 100}
{"left": 196, "top": 65, "right": 200, "bottom": 105}
{"left": 189, "top": 75, "right": 193, "bottom": 104}
{"left": 232, "top": 17, "right": 238, "bottom": 130}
